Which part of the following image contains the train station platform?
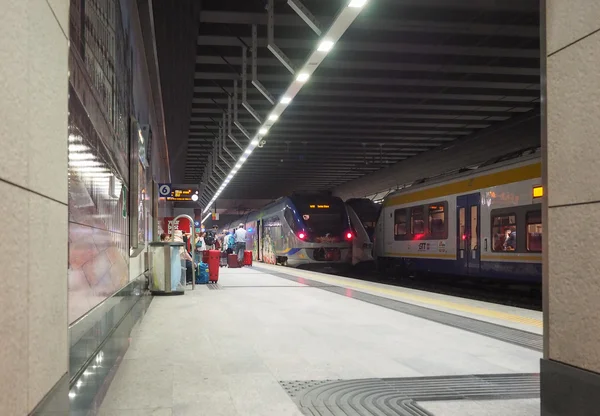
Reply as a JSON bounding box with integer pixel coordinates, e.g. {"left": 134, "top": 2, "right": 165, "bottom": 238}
{"left": 97, "top": 266, "right": 542, "bottom": 416}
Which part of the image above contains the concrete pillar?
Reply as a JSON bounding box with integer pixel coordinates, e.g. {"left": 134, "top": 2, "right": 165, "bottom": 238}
{"left": 542, "top": 1, "right": 600, "bottom": 414}
{"left": 0, "top": 0, "right": 69, "bottom": 414}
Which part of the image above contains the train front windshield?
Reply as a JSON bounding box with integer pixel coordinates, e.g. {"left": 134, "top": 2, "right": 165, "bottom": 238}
{"left": 295, "top": 199, "right": 349, "bottom": 238}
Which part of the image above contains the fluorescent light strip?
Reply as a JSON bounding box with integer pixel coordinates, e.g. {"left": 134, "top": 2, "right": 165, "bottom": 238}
{"left": 202, "top": 212, "right": 211, "bottom": 223}
{"left": 203, "top": 2, "right": 366, "bottom": 214}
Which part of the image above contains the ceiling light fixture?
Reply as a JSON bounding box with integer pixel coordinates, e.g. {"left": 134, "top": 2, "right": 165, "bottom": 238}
{"left": 280, "top": 96, "right": 292, "bottom": 104}
{"left": 348, "top": 0, "right": 368, "bottom": 7}
{"left": 251, "top": 138, "right": 260, "bottom": 146}
{"left": 259, "top": 127, "right": 269, "bottom": 135}
{"left": 268, "top": 114, "right": 279, "bottom": 121}
{"left": 296, "top": 72, "right": 310, "bottom": 82}
{"left": 318, "top": 40, "right": 335, "bottom": 52}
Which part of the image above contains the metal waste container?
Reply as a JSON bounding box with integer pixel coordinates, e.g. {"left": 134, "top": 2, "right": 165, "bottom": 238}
{"left": 148, "top": 242, "right": 186, "bottom": 295}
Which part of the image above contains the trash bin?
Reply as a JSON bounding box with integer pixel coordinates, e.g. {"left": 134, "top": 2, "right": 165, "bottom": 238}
{"left": 148, "top": 242, "right": 186, "bottom": 295}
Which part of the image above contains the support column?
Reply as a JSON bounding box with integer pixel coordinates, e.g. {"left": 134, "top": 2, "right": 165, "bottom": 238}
{"left": 542, "top": 1, "right": 600, "bottom": 415}
{"left": 0, "top": 0, "right": 69, "bottom": 414}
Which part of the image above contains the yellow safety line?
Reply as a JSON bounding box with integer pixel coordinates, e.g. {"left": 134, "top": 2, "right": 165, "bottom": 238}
{"left": 279, "top": 269, "right": 543, "bottom": 328}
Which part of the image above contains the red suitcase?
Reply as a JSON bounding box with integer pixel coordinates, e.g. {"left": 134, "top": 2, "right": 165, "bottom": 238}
{"left": 243, "top": 250, "right": 253, "bottom": 266}
{"left": 208, "top": 250, "right": 220, "bottom": 282}
{"left": 227, "top": 254, "right": 240, "bottom": 268}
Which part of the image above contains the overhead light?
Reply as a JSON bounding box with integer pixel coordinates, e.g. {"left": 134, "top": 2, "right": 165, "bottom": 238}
{"left": 318, "top": 40, "right": 335, "bottom": 52}
{"left": 259, "top": 127, "right": 269, "bottom": 135}
{"left": 280, "top": 96, "right": 292, "bottom": 104}
{"left": 69, "top": 153, "right": 95, "bottom": 161}
{"left": 69, "top": 144, "right": 89, "bottom": 152}
{"left": 348, "top": 0, "right": 367, "bottom": 7}
{"left": 244, "top": 148, "right": 251, "bottom": 155}
{"left": 235, "top": 162, "right": 242, "bottom": 168}
{"left": 296, "top": 72, "right": 310, "bottom": 82}
{"left": 251, "top": 138, "right": 260, "bottom": 146}
{"left": 202, "top": 213, "right": 211, "bottom": 222}
{"left": 240, "top": 155, "right": 247, "bottom": 162}
{"left": 268, "top": 114, "right": 279, "bottom": 121}
{"left": 191, "top": 194, "right": 199, "bottom": 202}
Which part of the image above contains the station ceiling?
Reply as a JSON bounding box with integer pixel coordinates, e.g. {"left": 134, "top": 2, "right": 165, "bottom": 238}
{"left": 154, "top": 0, "right": 540, "bottom": 204}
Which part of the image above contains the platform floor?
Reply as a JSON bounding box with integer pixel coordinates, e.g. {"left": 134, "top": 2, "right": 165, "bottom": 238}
{"left": 98, "top": 266, "right": 542, "bottom": 416}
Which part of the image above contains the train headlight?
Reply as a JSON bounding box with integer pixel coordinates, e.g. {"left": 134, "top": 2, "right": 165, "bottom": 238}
{"left": 298, "top": 232, "right": 306, "bottom": 240}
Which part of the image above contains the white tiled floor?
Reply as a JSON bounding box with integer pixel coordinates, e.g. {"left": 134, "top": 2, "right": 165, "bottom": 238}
{"left": 98, "top": 267, "right": 541, "bottom": 415}
{"left": 256, "top": 263, "right": 544, "bottom": 334}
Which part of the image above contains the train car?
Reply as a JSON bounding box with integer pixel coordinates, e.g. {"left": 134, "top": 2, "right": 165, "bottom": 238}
{"left": 374, "top": 150, "right": 542, "bottom": 283}
{"left": 222, "top": 194, "right": 354, "bottom": 267}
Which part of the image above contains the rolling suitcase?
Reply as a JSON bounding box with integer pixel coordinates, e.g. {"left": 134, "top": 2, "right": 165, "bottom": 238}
{"left": 208, "top": 250, "right": 220, "bottom": 283}
{"left": 227, "top": 254, "right": 240, "bottom": 268}
{"left": 243, "top": 250, "right": 253, "bottom": 266}
{"left": 220, "top": 251, "right": 228, "bottom": 267}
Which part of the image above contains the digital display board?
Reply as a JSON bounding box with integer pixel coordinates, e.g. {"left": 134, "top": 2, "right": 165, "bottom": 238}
{"left": 309, "top": 204, "right": 330, "bottom": 209}
{"left": 165, "top": 189, "right": 198, "bottom": 202}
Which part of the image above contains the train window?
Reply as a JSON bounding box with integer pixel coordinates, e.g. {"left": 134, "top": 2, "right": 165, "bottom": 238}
{"left": 428, "top": 203, "right": 447, "bottom": 239}
{"left": 284, "top": 208, "right": 298, "bottom": 233}
{"left": 394, "top": 209, "right": 407, "bottom": 239}
{"left": 526, "top": 211, "right": 542, "bottom": 252}
{"left": 411, "top": 206, "right": 425, "bottom": 235}
{"left": 470, "top": 206, "right": 478, "bottom": 251}
{"left": 492, "top": 214, "right": 517, "bottom": 252}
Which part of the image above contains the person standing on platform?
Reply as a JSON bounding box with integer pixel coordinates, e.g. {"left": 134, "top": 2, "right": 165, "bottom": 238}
{"left": 235, "top": 223, "right": 247, "bottom": 264}
{"left": 226, "top": 230, "right": 235, "bottom": 255}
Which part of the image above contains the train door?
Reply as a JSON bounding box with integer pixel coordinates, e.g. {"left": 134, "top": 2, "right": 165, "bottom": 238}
{"left": 456, "top": 193, "right": 481, "bottom": 275}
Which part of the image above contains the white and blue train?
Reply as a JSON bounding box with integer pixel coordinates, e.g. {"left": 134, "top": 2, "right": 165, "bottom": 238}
{"left": 373, "top": 150, "right": 542, "bottom": 283}
{"left": 220, "top": 194, "right": 356, "bottom": 267}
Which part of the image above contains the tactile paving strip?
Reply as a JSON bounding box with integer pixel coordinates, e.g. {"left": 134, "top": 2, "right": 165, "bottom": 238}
{"left": 206, "top": 283, "right": 223, "bottom": 290}
{"left": 281, "top": 373, "right": 539, "bottom": 416}
{"left": 257, "top": 267, "right": 543, "bottom": 352}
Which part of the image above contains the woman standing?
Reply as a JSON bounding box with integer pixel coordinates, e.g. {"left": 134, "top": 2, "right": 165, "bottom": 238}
{"left": 194, "top": 232, "right": 206, "bottom": 264}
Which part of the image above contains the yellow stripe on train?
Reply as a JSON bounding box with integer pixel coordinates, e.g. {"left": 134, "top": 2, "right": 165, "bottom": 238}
{"left": 384, "top": 163, "right": 541, "bottom": 207}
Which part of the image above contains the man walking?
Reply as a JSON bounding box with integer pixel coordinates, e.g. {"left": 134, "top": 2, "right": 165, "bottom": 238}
{"left": 235, "top": 223, "right": 247, "bottom": 265}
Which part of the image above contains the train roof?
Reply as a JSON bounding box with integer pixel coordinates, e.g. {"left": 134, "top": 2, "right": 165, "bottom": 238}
{"left": 385, "top": 147, "right": 540, "bottom": 200}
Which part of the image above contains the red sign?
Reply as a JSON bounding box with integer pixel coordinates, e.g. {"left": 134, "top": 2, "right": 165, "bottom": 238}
{"left": 163, "top": 217, "right": 192, "bottom": 234}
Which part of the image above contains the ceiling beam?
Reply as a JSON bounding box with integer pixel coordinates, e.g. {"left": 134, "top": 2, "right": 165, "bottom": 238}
{"left": 197, "top": 36, "right": 539, "bottom": 58}
{"left": 192, "top": 86, "right": 539, "bottom": 102}
{"left": 196, "top": 55, "right": 539, "bottom": 76}
{"left": 198, "top": 10, "right": 538, "bottom": 38}
{"left": 191, "top": 100, "right": 536, "bottom": 113}
{"left": 194, "top": 72, "right": 540, "bottom": 90}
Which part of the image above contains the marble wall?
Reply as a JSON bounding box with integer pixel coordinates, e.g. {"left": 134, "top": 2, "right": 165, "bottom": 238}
{"left": 0, "top": 1, "right": 69, "bottom": 414}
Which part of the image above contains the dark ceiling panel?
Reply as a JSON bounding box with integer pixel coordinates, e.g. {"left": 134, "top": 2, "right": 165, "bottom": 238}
{"left": 151, "top": 0, "right": 540, "bottom": 201}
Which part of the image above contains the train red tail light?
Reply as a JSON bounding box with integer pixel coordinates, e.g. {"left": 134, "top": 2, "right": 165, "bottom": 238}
{"left": 345, "top": 232, "right": 353, "bottom": 241}
{"left": 298, "top": 232, "right": 306, "bottom": 240}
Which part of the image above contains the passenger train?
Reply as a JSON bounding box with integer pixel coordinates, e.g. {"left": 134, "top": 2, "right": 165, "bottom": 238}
{"left": 220, "top": 194, "right": 355, "bottom": 267}
{"left": 373, "top": 150, "right": 542, "bottom": 283}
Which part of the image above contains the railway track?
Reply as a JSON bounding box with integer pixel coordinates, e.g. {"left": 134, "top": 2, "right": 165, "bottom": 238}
{"left": 301, "top": 264, "right": 542, "bottom": 311}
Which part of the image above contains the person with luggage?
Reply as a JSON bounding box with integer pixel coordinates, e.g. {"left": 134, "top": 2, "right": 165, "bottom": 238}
{"left": 235, "top": 223, "right": 247, "bottom": 265}
{"left": 204, "top": 228, "right": 217, "bottom": 250}
{"left": 226, "top": 230, "right": 235, "bottom": 254}
{"left": 194, "top": 232, "right": 206, "bottom": 264}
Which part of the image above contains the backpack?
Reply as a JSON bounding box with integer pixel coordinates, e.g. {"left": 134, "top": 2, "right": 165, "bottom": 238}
{"left": 204, "top": 230, "right": 216, "bottom": 246}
